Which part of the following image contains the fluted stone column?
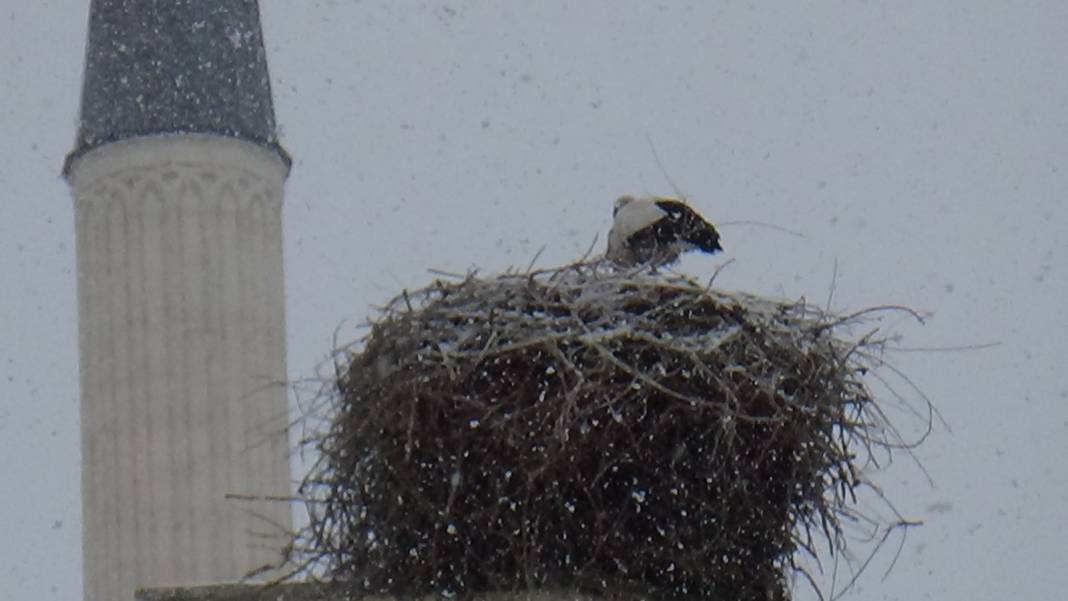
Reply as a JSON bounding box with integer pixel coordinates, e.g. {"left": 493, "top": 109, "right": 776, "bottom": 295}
{"left": 70, "top": 134, "right": 293, "bottom": 601}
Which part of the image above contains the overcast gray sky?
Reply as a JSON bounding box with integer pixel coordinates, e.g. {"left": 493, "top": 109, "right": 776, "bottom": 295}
{"left": 2, "top": 2, "right": 1067, "bottom": 600}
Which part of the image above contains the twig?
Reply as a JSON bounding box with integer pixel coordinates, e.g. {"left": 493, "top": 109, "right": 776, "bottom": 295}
{"left": 717, "top": 219, "right": 806, "bottom": 238}
{"left": 645, "top": 132, "right": 686, "bottom": 200}
{"left": 825, "top": 257, "right": 839, "bottom": 314}
{"left": 526, "top": 244, "right": 547, "bottom": 273}
{"left": 707, "top": 257, "right": 736, "bottom": 290}
{"left": 579, "top": 233, "right": 600, "bottom": 263}
{"left": 427, "top": 268, "right": 467, "bottom": 279}
{"left": 886, "top": 341, "right": 1001, "bottom": 353}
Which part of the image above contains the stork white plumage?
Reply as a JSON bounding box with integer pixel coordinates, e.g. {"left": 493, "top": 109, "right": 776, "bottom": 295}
{"left": 606, "top": 195, "right": 723, "bottom": 267}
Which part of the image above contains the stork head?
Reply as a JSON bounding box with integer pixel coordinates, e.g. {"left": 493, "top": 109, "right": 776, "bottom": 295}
{"left": 613, "top": 195, "right": 637, "bottom": 216}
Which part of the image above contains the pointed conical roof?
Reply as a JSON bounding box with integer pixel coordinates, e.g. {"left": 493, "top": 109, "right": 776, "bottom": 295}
{"left": 65, "top": 0, "right": 288, "bottom": 174}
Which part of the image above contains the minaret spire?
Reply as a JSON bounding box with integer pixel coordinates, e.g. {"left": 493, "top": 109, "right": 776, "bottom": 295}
{"left": 66, "top": 2, "right": 294, "bottom": 600}
{"left": 66, "top": 0, "right": 288, "bottom": 172}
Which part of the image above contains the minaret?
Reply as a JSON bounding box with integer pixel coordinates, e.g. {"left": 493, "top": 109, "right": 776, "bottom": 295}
{"left": 64, "top": 2, "right": 293, "bottom": 600}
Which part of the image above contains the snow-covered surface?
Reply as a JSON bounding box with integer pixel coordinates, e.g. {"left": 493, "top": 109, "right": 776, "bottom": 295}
{"left": 2, "top": 2, "right": 1067, "bottom": 600}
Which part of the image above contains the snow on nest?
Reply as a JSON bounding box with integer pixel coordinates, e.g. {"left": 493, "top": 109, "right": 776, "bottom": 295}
{"left": 293, "top": 260, "right": 923, "bottom": 601}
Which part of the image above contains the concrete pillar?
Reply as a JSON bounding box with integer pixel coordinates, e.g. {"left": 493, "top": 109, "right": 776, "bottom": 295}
{"left": 69, "top": 134, "right": 293, "bottom": 601}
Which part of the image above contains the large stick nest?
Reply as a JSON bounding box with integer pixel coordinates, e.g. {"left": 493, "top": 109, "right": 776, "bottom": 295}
{"left": 297, "top": 262, "right": 915, "bottom": 600}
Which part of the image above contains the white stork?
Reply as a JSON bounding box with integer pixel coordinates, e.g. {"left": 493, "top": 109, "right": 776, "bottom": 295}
{"left": 606, "top": 195, "right": 723, "bottom": 267}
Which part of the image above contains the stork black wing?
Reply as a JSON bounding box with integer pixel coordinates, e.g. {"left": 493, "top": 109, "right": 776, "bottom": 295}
{"left": 652, "top": 199, "right": 692, "bottom": 219}
{"left": 653, "top": 200, "right": 723, "bottom": 253}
